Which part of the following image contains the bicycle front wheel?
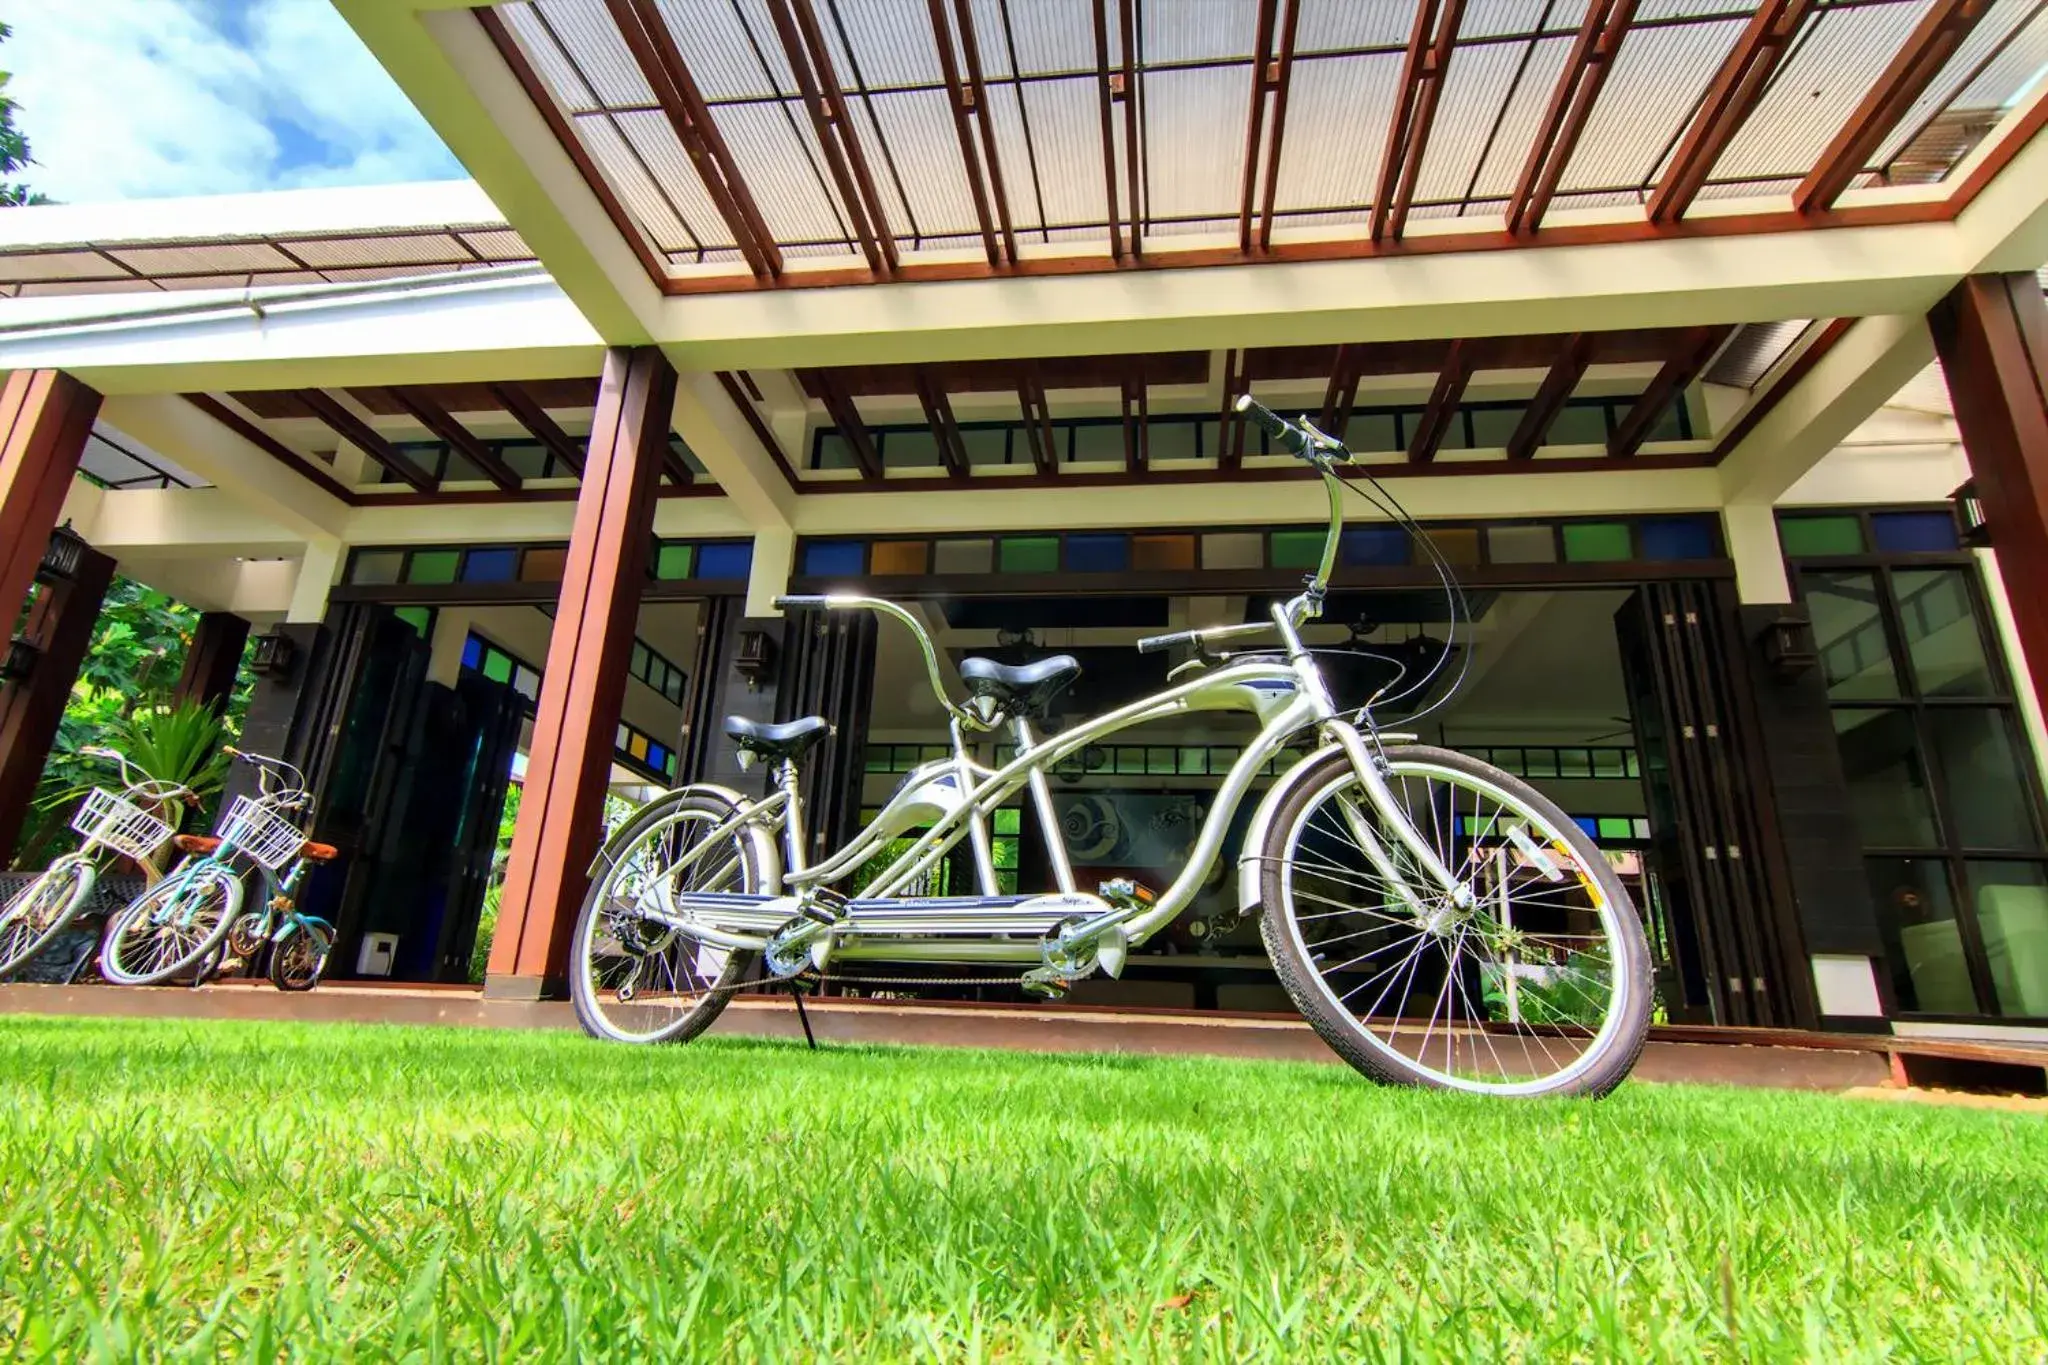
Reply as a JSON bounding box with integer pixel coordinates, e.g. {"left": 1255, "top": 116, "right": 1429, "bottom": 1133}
{"left": 99, "top": 863, "right": 243, "bottom": 987}
{"left": 571, "top": 790, "right": 763, "bottom": 1044}
{"left": 1260, "top": 745, "right": 1651, "bottom": 1098}
{"left": 0, "top": 858, "right": 96, "bottom": 979}
{"left": 268, "top": 924, "right": 329, "bottom": 992}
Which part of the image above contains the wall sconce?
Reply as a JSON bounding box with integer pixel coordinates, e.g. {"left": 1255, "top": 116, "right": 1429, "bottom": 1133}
{"left": 1758, "top": 613, "right": 1818, "bottom": 681}
{"left": 732, "top": 628, "right": 778, "bottom": 689}
{"left": 35, "top": 523, "right": 87, "bottom": 584}
{"left": 1, "top": 635, "right": 40, "bottom": 685}
{"left": 1952, "top": 480, "right": 1989, "bottom": 548}
{"left": 249, "top": 631, "right": 298, "bottom": 679}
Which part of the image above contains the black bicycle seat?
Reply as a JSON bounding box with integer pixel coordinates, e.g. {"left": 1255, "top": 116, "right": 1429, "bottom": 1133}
{"left": 959, "top": 655, "right": 1081, "bottom": 720}
{"left": 723, "top": 714, "right": 830, "bottom": 761}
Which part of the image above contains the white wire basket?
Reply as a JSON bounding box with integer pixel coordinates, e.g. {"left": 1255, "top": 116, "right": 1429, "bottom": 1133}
{"left": 69, "top": 787, "right": 175, "bottom": 863}
{"left": 219, "top": 795, "right": 310, "bottom": 873}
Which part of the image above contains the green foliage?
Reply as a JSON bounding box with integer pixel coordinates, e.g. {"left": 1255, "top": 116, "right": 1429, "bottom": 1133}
{"left": 2, "top": 1017, "right": 2046, "bottom": 1356}
{"left": 0, "top": 23, "right": 48, "bottom": 208}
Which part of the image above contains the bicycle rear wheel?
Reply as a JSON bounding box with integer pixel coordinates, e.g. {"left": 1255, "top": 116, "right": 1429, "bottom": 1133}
{"left": 1260, "top": 745, "right": 1651, "bottom": 1098}
{"left": 99, "top": 863, "right": 243, "bottom": 986}
{"left": 571, "top": 790, "right": 764, "bottom": 1044}
{"left": 268, "top": 923, "right": 330, "bottom": 992}
{"left": 0, "top": 858, "right": 95, "bottom": 979}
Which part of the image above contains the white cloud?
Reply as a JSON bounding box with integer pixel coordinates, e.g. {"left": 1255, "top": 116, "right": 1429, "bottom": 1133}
{"left": 2, "top": 0, "right": 463, "bottom": 203}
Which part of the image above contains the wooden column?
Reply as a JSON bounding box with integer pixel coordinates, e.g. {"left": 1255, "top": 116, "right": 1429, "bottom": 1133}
{"left": 486, "top": 347, "right": 674, "bottom": 998}
{"left": 2, "top": 371, "right": 102, "bottom": 627}
{"left": 1929, "top": 274, "right": 2048, "bottom": 719}
{"left": 170, "top": 612, "right": 251, "bottom": 713}
{"left": 0, "top": 546, "right": 115, "bottom": 862}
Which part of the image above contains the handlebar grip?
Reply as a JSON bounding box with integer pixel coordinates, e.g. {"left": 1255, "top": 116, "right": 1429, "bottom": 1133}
{"left": 80, "top": 746, "right": 121, "bottom": 760}
{"left": 773, "top": 595, "right": 831, "bottom": 610}
{"left": 1234, "top": 394, "right": 1309, "bottom": 456}
{"left": 223, "top": 746, "right": 242, "bottom": 759}
{"left": 1136, "top": 629, "right": 1198, "bottom": 655}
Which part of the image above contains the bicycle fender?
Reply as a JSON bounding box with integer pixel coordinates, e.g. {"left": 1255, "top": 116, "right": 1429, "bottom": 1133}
{"left": 1236, "top": 744, "right": 1345, "bottom": 916}
{"left": 586, "top": 783, "right": 785, "bottom": 893}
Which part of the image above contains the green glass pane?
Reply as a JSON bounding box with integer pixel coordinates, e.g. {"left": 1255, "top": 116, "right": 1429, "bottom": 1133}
{"left": 992, "top": 807, "right": 1020, "bottom": 835}
{"left": 1179, "top": 748, "right": 1208, "bottom": 775}
{"left": 1597, "top": 817, "right": 1633, "bottom": 841}
{"left": 1147, "top": 747, "right": 1176, "bottom": 774}
{"left": 864, "top": 749, "right": 892, "bottom": 772}
{"left": 1779, "top": 515, "right": 1864, "bottom": 558}
{"left": 1561, "top": 523, "right": 1632, "bottom": 563}
{"left": 481, "top": 650, "right": 514, "bottom": 684}
{"left": 394, "top": 606, "right": 432, "bottom": 638}
{"left": 1114, "top": 748, "right": 1146, "bottom": 774}
{"left": 999, "top": 537, "right": 1059, "bottom": 574}
{"left": 992, "top": 837, "right": 1019, "bottom": 870}
{"left": 655, "top": 543, "right": 694, "bottom": 580}
{"left": 1271, "top": 530, "right": 1327, "bottom": 568}
{"left": 408, "top": 550, "right": 460, "bottom": 584}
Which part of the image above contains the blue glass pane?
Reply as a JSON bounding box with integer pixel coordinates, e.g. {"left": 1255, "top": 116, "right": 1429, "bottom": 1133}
{"left": 1638, "top": 516, "right": 1717, "bottom": 561}
{"left": 696, "top": 542, "right": 754, "bottom": 580}
{"left": 462, "top": 548, "right": 519, "bottom": 583}
{"left": 461, "top": 636, "right": 483, "bottom": 671}
{"left": 802, "top": 540, "right": 865, "bottom": 577}
{"left": 1066, "top": 534, "right": 1129, "bottom": 573}
{"left": 647, "top": 743, "right": 668, "bottom": 770}
{"left": 1574, "top": 817, "right": 1600, "bottom": 840}
{"left": 1341, "top": 527, "right": 1411, "bottom": 567}
{"left": 1871, "top": 511, "right": 1959, "bottom": 555}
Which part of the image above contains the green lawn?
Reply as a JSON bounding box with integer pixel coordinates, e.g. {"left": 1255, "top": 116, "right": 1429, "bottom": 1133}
{"left": 1, "top": 1017, "right": 2043, "bottom": 1360}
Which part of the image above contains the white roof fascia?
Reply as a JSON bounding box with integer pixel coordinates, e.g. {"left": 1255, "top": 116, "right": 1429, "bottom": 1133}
{"left": 0, "top": 180, "right": 507, "bottom": 250}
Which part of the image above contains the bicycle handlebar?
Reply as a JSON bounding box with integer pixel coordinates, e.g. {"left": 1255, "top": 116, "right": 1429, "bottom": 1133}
{"left": 80, "top": 747, "right": 193, "bottom": 806}
{"left": 1135, "top": 622, "right": 1276, "bottom": 656}
{"left": 224, "top": 746, "right": 311, "bottom": 808}
{"left": 1234, "top": 394, "right": 1352, "bottom": 466}
{"left": 774, "top": 595, "right": 996, "bottom": 732}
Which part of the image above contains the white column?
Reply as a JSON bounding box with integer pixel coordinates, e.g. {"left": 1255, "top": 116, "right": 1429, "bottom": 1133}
{"left": 747, "top": 526, "right": 795, "bottom": 618}
{"left": 426, "top": 607, "right": 474, "bottom": 688}
{"left": 285, "top": 538, "right": 343, "bottom": 624}
{"left": 1722, "top": 502, "right": 1791, "bottom": 605}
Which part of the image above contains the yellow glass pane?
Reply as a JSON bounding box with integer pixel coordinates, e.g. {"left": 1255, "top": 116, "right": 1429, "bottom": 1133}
{"left": 870, "top": 540, "right": 930, "bottom": 575}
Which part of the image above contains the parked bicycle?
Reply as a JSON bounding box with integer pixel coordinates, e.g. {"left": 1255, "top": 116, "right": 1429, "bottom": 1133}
{"left": 98, "top": 748, "right": 337, "bottom": 991}
{"left": 0, "top": 748, "right": 190, "bottom": 980}
{"left": 572, "top": 396, "right": 1653, "bottom": 1097}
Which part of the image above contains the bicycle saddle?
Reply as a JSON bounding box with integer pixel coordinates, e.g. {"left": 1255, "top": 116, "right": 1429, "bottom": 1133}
{"left": 959, "top": 655, "right": 1081, "bottom": 720}
{"left": 723, "top": 714, "right": 830, "bottom": 761}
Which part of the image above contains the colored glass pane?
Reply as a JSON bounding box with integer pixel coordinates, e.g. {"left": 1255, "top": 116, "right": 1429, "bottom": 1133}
{"left": 999, "top": 537, "right": 1059, "bottom": 574}
{"left": 1779, "top": 515, "right": 1864, "bottom": 557}
{"left": 803, "top": 540, "right": 865, "bottom": 577}
{"left": 408, "top": 550, "right": 460, "bottom": 584}
{"left": 1341, "top": 527, "right": 1410, "bottom": 567}
{"left": 1271, "top": 530, "right": 1327, "bottom": 568}
{"left": 520, "top": 547, "right": 568, "bottom": 582}
{"left": 512, "top": 669, "right": 539, "bottom": 703}
{"left": 655, "top": 543, "right": 695, "bottom": 580}
{"left": 696, "top": 543, "right": 754, "bottom": 579}
{"left": 628, "top": 732, "right": 649, "bottom": 761}
{"left": 1179, "top": 748, "right": 1208, "bottom": 775}
{"left": 870, "top": 540, "right": 930, "bottom": 575}
{"left": 1486, "top": 525, "right": 1557, "bottom": 564}
{"left": 462, "top": 548, "right": 519, "bottom": 583}
{"left": 1597, "top": 817, "right": 1634, "bottom": 842}
{"left": 934, "top": 538, "right": 993, "bottom": 574}
{"left": 394, "top": 606, "right": 433, "bottom": 638}
{"left": 1131, "top": 534, "right": 1196, "bottom": 572}
{"left": 1638, "top": 517, "right": 1717, "bottom": 561}
{"left": 1425, "top": 528, "right": 1482, "bottom": 566}
{"left": 461, "top": 636, "right": 483, "bottom": 671}
{"left": 1562, "top": 523, "right": 1632, "bottom": 562}
{"left": 992, "top": 807, "right": 1020, "bottom": 835}
{"left": 1871, "top": 511, "right": 1960, "bottom": 555}
{"left": 1066, "top": 534, "right": 1129, "bottom": 573}
{"left": 481, "top": 650, "right": 513, "bottom": 685}
{"left": 1201, "top": 532, "right": 1263, "bottom": 570}
{"left": 349, "top": 550, "right": 404, "bottom": 585}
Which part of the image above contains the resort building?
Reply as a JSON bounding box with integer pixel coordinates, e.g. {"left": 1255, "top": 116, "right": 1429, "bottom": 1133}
{"left": 5, "top": 0, "right": 2048, "bottom": 1039}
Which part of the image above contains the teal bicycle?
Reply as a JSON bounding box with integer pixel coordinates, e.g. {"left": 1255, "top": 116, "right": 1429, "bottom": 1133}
{"left": 97, "top": 748, "right": 338, "bottom": 991}
{"left": 0, "top": 748, "right": 189, "bottom": 980}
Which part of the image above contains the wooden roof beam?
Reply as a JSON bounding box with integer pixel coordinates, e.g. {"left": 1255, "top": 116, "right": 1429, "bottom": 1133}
{"left": 609, "top": 0, "right": 783, "bottom": 279}
{"left": 1218, "top": 348, "right": 1247, "bottom": 470}
{"left": 1118, "top": 0, "right": 1142, "bottom": 261}
{"left": 1121, "top": 374, "right": 1149, "bottom": 475}
{"left": 951, "top": 0, "right": 1018, "bottom": 266}
{"left": 767, "top": 0, "right": 891, "bottom": 276}
{"left": 1507, "top": 0, "right": 1638, "bottom": 236}
{"left": 914, "top": 369, "right": 970, "bottom": 480}
{"left": 1794, "top": 0, "right": 1994, "bottom": 215}
{"left": 487, "top": 382, "right": 585, "bottom": 477}
{"left": 1319, "top": 342, "right": 1359, "bottom": 435}
{"left": 1646, "top": 0, "right": 1815, "bottom": 226}
{"left": 1090, "top": 0, "right": 1125, "bottom": 262}
{"left": 1608, "top": 326, "right": 1724, "bottom": 457}
{"left": 812, "top": 371, "right": 882, "bottom": 480}
{"left": 296, "top": 389, "right": 435, "bottom": 493}
{"left": 1505, "top": 334, "right": 1591, "bottom": 459}
{"left": 1371, "top": 0, "right": 1466, "bottom": 243}
{"left": 377, "top": 386, "right": 522, "bottom": 492}
{"left": 926, "top": 0, "right": 1004, "bottom": 268}
{"left": 1017, "top": 367, "right": 1058, "bottom": 476}
{"left": 1236, "top": 0, "right": 1282, "bottom": 255}
{"left": 1407, "top": 340, "right": 1474, "bottom": 464}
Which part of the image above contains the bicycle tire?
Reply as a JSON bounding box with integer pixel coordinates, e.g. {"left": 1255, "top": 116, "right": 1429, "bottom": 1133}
{"left": 1259, "top": 745, "right": 1652, "bottom": 1098}
{"left": 0, "top": 858, "right": 96, "bottom": 979}
{"left": 99, "top": 863, "right": 244, "bottom": 987}
{"left": 268, "top": 924, "right": 329, "bottom": 992}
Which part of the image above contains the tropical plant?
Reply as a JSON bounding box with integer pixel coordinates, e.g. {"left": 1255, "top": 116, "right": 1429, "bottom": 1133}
{"left": 25, "top": 702, "right": 230, "bottom": 858}
{"left": 0, "top": 22, "right": 48, "bottom": 208}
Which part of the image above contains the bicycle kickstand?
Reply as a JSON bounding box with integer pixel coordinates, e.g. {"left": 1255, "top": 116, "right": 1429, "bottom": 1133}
{"left": 788, "top": 979, "right": 817, "bottom": 1050}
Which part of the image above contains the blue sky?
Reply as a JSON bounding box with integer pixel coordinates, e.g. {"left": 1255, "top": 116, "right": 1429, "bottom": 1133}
{"left": 3, "top": 0, "right": 464, "bottom": 203}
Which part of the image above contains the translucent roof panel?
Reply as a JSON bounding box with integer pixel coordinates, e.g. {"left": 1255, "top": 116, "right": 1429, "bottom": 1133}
{"left": 484, "top": 0, "right": 2048, "bottom": 290}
